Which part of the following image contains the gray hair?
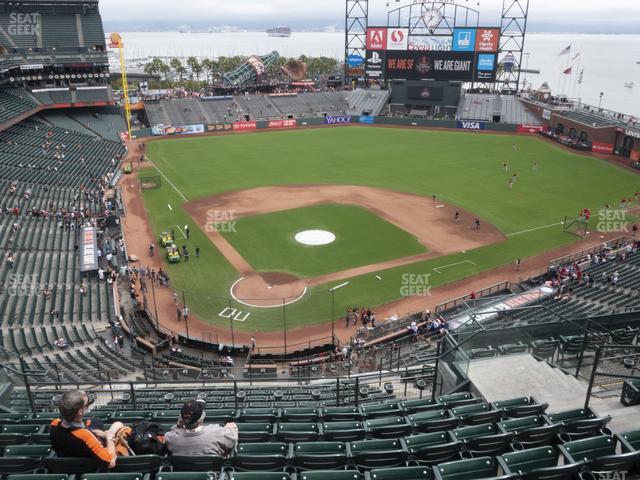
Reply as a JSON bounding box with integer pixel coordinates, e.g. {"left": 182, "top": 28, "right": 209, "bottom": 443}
{"left": 58, "top": 390, "right": 86, "bottom": 422}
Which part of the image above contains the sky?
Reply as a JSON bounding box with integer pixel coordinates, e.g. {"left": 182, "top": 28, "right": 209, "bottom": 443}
{"left": 100, "top": 0, "right": 640, "bottom": 33}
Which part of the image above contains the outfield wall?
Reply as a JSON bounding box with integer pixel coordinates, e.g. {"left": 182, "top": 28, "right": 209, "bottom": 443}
{"left": 132, "top": 115, "right": 520, "bottom": 139}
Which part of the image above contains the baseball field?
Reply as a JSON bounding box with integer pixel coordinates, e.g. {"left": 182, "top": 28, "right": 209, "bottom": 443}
{"left": 136, "top": 126, "right": 639, "bottom": 333}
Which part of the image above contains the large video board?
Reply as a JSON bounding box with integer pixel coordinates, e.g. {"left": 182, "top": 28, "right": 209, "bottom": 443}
{"left": 364, "top": 26, "right": 500, "bottom": 82}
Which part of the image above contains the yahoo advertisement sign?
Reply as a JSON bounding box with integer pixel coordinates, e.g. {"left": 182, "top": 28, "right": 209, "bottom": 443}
{"left": 325, "top": 115, "right": 353, "bottom": 125}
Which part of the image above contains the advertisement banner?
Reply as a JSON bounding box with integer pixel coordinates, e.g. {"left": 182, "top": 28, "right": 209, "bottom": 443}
{"left": 233, "top": 121, "right": 257, "bottom": 131}
{"left": 591, "top": 142, "right": 614, "bottom": 154}
{"left": 268, "top": 119, "right": 297, "bottom": 129}
{"left": 366, "top": 27, "right": 387, "bottom": 50}
{"left": 151, "top": 124, "right": 205, "bottom": 136}
{"left": 346, "top": 54, "right": 365, "bottom": 68}
{"left": 408, "top": 35, "right": 452, "bottom": 51}
{"left": 631, "top": 150, "right": 640, "bottom": 161}
{"left": 475, "top": 28, "right": 501, "bottom": 52}
{"left": 457, "top": 121, "right": 486, "bottom": 130}
{"left": 324, "top": 115, "right": 353, "bottom": 125}
{"left": 385, "top": 50, "right": 475, "bottom": 81}
{"left": 452, "top": 28, "right": 476, "bottom": 52}
{"left": 208, "top": 124, "right": 233, "bottom": 132}
{"left": 387, "top": 28, "right": 409, "bottom": 50}
{"left": 474, "top": 53, "right": 497, "bottom": 81}
{"left": 624, "top": 129, "right": 640, "bottom": 140}
{"left": 359, "top": 115, "right": 375, "bottom": 124}
{"left": 79, "top": 226, "right": 98, "bottom": 273}
{"left": 365, "top": 50, "right": 385, "bottom": 79}
{"left": 542, "top": 109, "right": 551, "bottom": 120}
{"left": 516, "top": 125, "right": 545, "bottom": 133}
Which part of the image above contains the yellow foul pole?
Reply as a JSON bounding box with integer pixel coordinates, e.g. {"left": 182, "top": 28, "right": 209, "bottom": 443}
{"left": 109, "top": 32, "right": 132, "bottom": 140}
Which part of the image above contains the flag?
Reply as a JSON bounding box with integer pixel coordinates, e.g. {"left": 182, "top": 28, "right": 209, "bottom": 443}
{"left": 558, "top": 45, "right": 571, "bottom": 56}
{"left": 563, "top": 67, "right": 572, "bottom": 75}
{"left": 572, "top": 52, "right": 580, "bottom": 61}
{"left": 577, "top": 69, "right": 584, "bottom": 84}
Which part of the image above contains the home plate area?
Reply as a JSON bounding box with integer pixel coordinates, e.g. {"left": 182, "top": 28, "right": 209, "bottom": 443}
{"left": 230, "top": 272, "right": 308, "bottom": 308}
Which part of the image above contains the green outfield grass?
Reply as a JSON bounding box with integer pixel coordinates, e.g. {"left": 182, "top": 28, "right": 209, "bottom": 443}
{"left": 141, "top": 126, "right": 640, "bottom": 334}
{"left": 221, "top": 204, "right": 426, "bottom": 278}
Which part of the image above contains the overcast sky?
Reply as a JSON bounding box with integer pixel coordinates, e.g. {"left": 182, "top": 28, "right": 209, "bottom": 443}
{"left": 100, "top": 0, "right": 640, "bottom": 32}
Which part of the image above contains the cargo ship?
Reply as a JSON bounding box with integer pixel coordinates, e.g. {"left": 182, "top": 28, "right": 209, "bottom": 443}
{"left": 267, "top": 26, "right": 291, "bottom": 37}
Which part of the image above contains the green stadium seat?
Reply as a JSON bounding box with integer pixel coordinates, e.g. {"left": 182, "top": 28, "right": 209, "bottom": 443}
{"left": 292, "top": 441, "right": 348, "bottom": 470}
{"left": 275, "top": 422, "right": 319, "bottom": 442}
{"left": 498, "top": 416, "right": 560, "bottom": 449}
{"left": 238, "top": 409, "right": 278, "bottom": 423}
{"left": 232, "top": 442, "right": 288, "bottom": 471}
{"left": 112, "top": 455, "right": 163, "bottom": 474}
{"left": 618, "top": 428, "right": 640, "bottom": 451}
{"left": 80, "top": 474, "right": 148, "bottom": 480}
{"left": 0, "top": 415, "right": 30, "bottom": 424}
{"left": 400, "top": 398, "right": 442, "bottom": 414}
{"left": 0, "top": 426, "right": 41, "bottom": 435}
{"left": 451, "top": 403, "right": 503, "bottom": 426}
{"left": 0, "top": 435, "right": 30, "bottom": 448}
{"left": 321, "top": 407, "right": 362, "bottom": 421}
{"left": 491, "top": 397, "right": 548, "bottom": 418}
{"left": 169, "top": 454, "right": 225, "bottom": 472}
{"left": 349, "top": 438, "right": 408, "bottom": 469}
{"left": 0, "top": 456, "right": 41, "bottom": 476}
{"left": 6, "top": 475, "right": 68, "bottom": 480}
{"left": 151, "top": 410, "right": 181, "bottom": 422}
{"left": 404, "top": 432, "right": 462, "bottom": 465}
{"left": 2, "top": 445, "right": 51, "bottom": 457}
{"left": 360, "top": 402, "right": 402, "bottom": 419}
{"left": 437, "top": 394, "right": 480, "bottom": 408}
{"left": 205, "top": 409, "right": 237, "bottom": 423}
{"left": 297, "top": 471, "right": 365, "bottom": 480}
{"left": 280, "top": 407, "right": 319, "bottom": 422}
{"left": 157, "top": 473, "right": 214, "bottom": 480}
{"left": 560, "top": 435, "right": 640, "bottom": 475}
{"left": 112, "top": 411, "right": 153, "bottom": 422}
{"left": 23, "top": 412, "right": 59, "bottom": 425}
{"left": 498, "top": 446, "right": 582, "bottom": 480}
{"left": 370, "top": 466, "right": 433, "bottom": 480}
{"left": 432, "top": 456, "right": 510, "bottom": 480}
{"left": 365, "top": 416, "right": 412, "bottom": 439}
{"left": 227, "top": 473, "right": 290, "bottom": 480}
{"left": 237, "top": 422, "right": 273, "bottom": 442}
{"left": 407, "top": 409, "right": 459, "bottom": 433}
{"left": 321, "top": 421, "right": 366, "bottom": 441}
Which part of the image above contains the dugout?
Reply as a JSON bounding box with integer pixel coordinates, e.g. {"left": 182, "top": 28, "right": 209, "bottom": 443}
{"left": 389, "top": 80, "right": 461, "bottom": 118}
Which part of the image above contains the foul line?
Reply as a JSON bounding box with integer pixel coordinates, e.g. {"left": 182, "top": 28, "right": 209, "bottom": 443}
{"left": 147, "top": 158, "right": 189, "bottom": 203}
{"left": 507, "top": 222, "right": 564, "bottom": 237}
{"left": 172, "top": 224, "right": 187, "bottom": 239}
{"left": 433, "top": 260, "right": 476, "bottom": 274}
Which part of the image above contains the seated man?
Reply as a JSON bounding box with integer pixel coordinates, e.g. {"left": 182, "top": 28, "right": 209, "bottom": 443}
{"left": 50, "top": 389, "right": 124, "bottom": 469}
{"left": 165, "top": 399, "right": 238, "bottom": 456}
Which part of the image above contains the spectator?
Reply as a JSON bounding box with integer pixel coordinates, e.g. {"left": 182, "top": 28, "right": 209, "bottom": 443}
{"left": 165, "top": 399, "right": 238, "bottom": 456}
{"left": 50, "top": 390, "right": 124, "bottom": 469}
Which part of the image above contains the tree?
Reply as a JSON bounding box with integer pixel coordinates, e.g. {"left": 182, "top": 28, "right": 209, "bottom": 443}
{"left": 201, "top": 58, "right": 219, "bottom": 84}
{"left": 170, "top": 58, "right": 185, "bottom": 82}
{"left": 186, "top": 56, "right": 202, "bottom": 82}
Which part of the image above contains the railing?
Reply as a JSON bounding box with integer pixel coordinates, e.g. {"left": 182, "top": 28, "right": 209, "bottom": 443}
{"left": 435, "top": 281, "right": 511, "bottom": 313}
{"left": 584, "top": 344, "right": 640, "bottom": 410}
{"left": 548, "top": 235, "right": 633, "bottom": 270}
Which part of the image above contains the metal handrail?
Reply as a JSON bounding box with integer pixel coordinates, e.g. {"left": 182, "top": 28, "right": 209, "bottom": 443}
{"left": 585, "top": 344, "right": 640, "bottom": 410}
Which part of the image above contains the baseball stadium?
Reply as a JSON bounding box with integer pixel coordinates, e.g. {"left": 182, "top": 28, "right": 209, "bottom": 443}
{"left": 1, "top": 0, "right": 640, "bottom": 478}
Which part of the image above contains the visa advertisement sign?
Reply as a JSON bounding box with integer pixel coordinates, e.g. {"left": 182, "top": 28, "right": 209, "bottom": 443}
{"left": 457, "top": 121, "right": 486, "bottom": 130}
{"left": 452, "top": 28, "right": 476, "bottom": 52}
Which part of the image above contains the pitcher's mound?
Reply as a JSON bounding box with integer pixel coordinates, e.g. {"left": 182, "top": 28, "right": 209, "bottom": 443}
{"left": 231, "top": 272, "right": 307, "bottom": 308}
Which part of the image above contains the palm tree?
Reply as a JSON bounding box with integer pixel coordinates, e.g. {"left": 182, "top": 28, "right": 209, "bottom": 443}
{"left": 170, "top": 58, "right": 185, "bottom": 82}
{"left": 186, "top": 56, "right": 201, "bottom": 81}
{"left": 201, "top": 58, "right": 219, "bottom": 84}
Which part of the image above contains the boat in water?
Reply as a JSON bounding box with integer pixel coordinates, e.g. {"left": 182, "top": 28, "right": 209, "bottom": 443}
{"left": 625, "top": 81, "right": 634, "bottom": 88}
{"left": 267, "top": 26, "right": 291, "bottom": 37}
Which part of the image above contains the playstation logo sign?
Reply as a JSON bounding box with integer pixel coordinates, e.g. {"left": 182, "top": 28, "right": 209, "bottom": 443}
{"left": 367, "top": 51, "right": 382, "bottom": 64}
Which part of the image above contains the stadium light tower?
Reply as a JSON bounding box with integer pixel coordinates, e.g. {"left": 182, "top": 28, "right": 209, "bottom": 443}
{"left": 108, "top": 32, "right": 132, "bottom": 140}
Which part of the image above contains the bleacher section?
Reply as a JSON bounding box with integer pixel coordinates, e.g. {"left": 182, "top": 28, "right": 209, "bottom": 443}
{"left": 0, "top": 115, "right": 127, "bottom": 384}
{"left": 557, "top": 109, "right": 618, "bottom": 128}
{"left": 0, "top": 1, "right": 107, "bottom": 70}
{"left": 456, "top": 93, "right": 542, "bottom": 125}
{"left": 346, "top": 89, "right": 390, "bottom": 116}
{"left": 1, "top": 385, "right": 639, "bottom": 479}
{"left": 0, "top": 89, "right": 38, "bottom": 123}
